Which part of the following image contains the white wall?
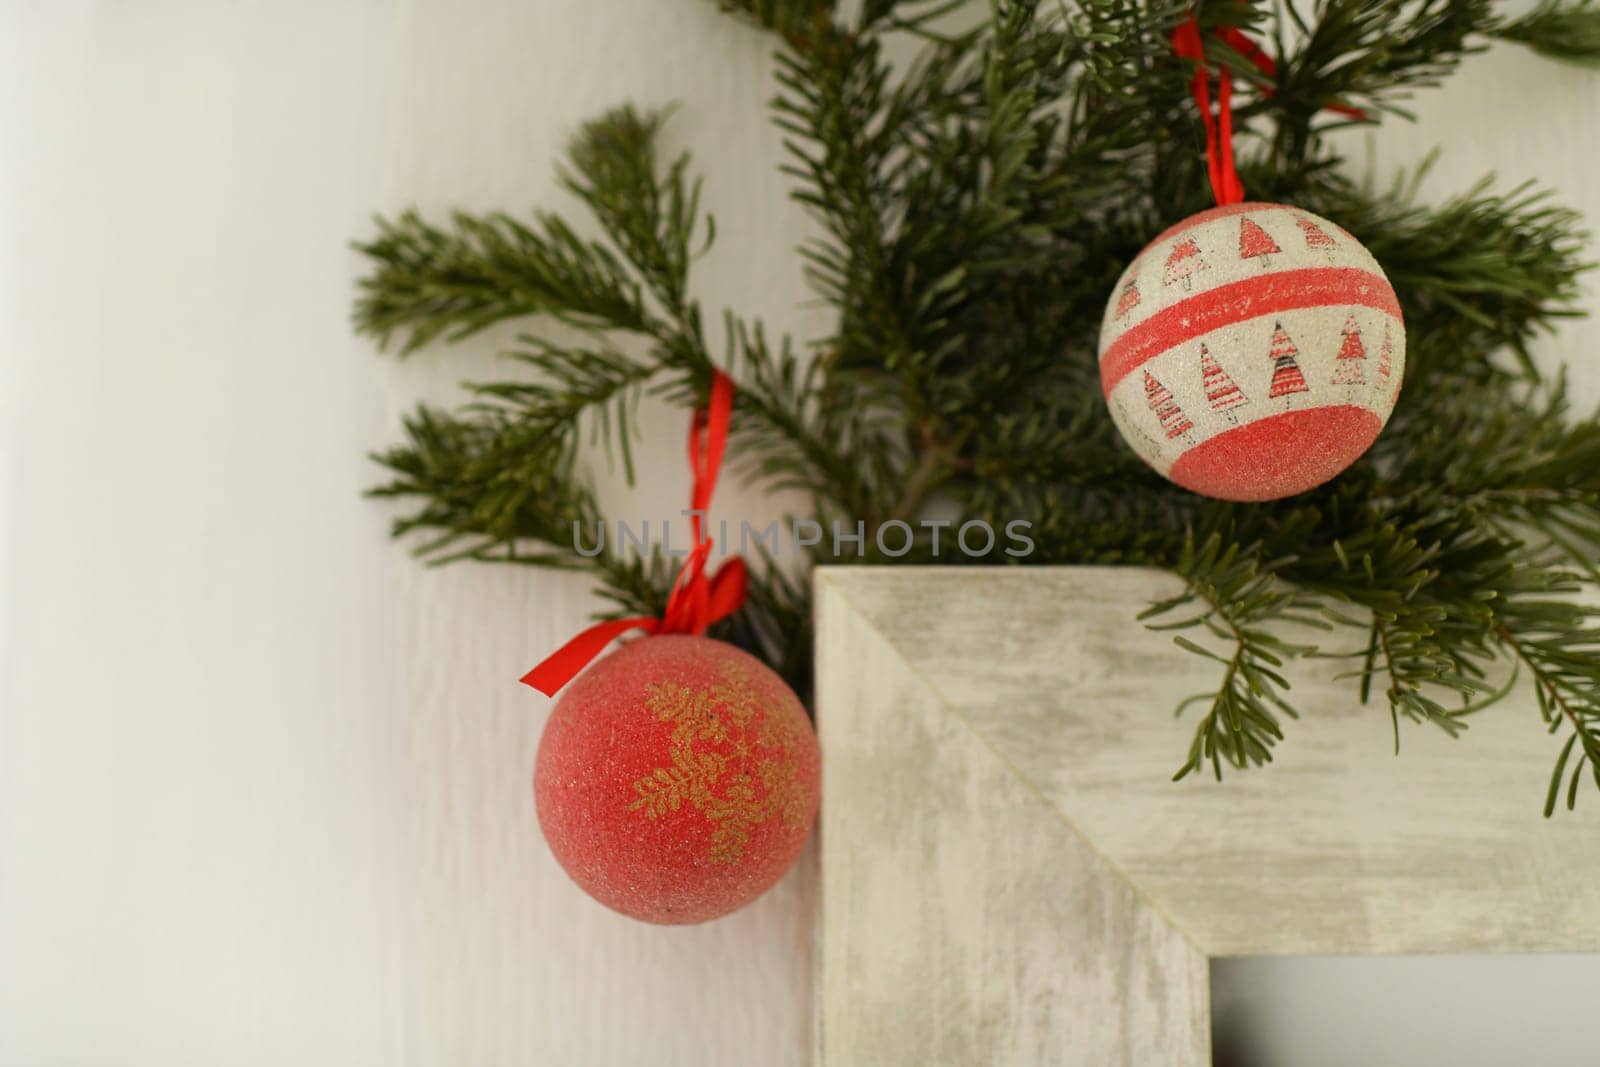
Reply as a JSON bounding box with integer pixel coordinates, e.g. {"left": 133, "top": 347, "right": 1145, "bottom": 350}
{"left": 2, "top": 2, "right": 1596, "bottom": 1065}
{"left": 1, "top": 1, "right": 413, "bottom": 1062}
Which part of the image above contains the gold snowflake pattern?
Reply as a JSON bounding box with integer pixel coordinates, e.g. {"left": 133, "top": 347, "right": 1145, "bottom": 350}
{"left": 627, "top": 661, "right": 809, "bottom": 864}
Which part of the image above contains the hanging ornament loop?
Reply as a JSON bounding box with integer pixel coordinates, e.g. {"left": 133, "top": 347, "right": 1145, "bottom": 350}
{"left": 521, "top": 370, "right": 748, "bottom": 697}
{"left": 1172, "top": 13, "right": 1245, "bottom": 206}
{"left": 1172, "top": 14, "right": 1369, "bottom": 207}
{"left": 659, "top": 369, "right": 740, "bottom": 633}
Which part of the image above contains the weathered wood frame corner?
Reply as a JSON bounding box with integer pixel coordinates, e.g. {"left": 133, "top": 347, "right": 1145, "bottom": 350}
{"left": 814, "top": 566, "right": 1600, "bottom": 1065}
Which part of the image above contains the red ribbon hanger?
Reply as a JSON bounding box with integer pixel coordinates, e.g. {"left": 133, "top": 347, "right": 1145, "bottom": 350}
{"left": 1171, "top": 14, "right": 1368, "bottom": 206}
{"left": 520, "top": 369, "right": 748, "bottom": 697}
{"left": 1172, "top": 13, "right": 1245, "bottom": 206}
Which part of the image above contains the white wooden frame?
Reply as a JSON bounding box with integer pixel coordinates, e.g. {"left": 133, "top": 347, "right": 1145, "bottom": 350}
{"left": 814, "top": 567, "right": 1600, "bottom": 1065}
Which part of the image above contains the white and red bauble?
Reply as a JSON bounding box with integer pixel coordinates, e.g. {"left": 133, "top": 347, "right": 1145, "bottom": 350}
{"left": 1098, "top": 202, "right": 1405, "bottom": 501}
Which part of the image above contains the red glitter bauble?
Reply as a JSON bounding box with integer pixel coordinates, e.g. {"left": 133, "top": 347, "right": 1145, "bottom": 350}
{"left": 1098, "top": 202, "right": 1405, "bottom": 501}
{"left": 534, "top": 635, "right": 820, "bottom": 924}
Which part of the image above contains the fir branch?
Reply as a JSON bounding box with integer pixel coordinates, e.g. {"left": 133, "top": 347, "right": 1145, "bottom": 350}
{"left": 1381, "top": 378, "right": 1600, "bottom": 501}
{"left": 965, "top": 369, "right": 1158, "bottom": 491}
{"left": 559, "top": 108, "right": 882, "bottom": 520}
{"left": 1058, "top": 0, "right": 1197, "bottom": 205}
{"left": 1309, "top": 170, "right": 1591, "bottom": 387}
{"left": 352, "top": 209, "right": 653, "bottom": 353}
{"left": 1275, "top": 1, "right": 1493, "bottom": 128}
{"left": 560, "top": 106, "right": 711, "bottom": 312}
{"left": 592, "top": 547, "right": 677, "bottom": 619}
{"left": 716, "top": 0, "right": 837, "bottom": 46}
{"left": 1493, "top": 606, "right": 1600, "bottom": 814}
{"left": 1367, "top": 616, "right": 1478, "bottom": 750}
{"left": 721, "top": 314, "right": 899, "bottom": 520}
{"left": 470, "top": 338, "right": 662, "bottom": 482}
{"left": 370, "top": 402, "right": 688, "bottom": 627}
{"left": 1492, "top": 0, "right": 1600, "bottom": 67}
{"left": 1143, "top": 527, "right": 1327, "bottom": 781}
{"left": 771, "top": 23, "right": 906, "bottom": 366}
{"left": 368, "top": 405, "right": 600, "bottom": 566}
{"left": 1276, "top": 494, "right": 1509, "bottom": 713}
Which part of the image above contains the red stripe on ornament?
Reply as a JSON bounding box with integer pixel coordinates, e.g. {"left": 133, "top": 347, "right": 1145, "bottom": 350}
{"left": 1099, "top": 267, "right": 1401, "bottom": 395}
{"left": 1168, "top": 404, "right": 1383, "bottom": 502}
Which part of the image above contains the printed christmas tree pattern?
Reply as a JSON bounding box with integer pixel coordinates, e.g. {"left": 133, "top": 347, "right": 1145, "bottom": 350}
{"left": 1239, "top": 217, "right": 1281, "bottom": 265}
{"left": 1164, "top": 237, "right": 1206, "bottom": 290}
{"left": 1199, "top": 343, "right": 1248, "bottom": 417}
{"left": 1115, "top": 279, "right": 1141, "bottom": 319}
{"left": 1294, "top": 214, "right": 1337, "bottom": 249}
{"left": 1332, "top": 315, "right": 1367, "bottom": 385}
{"left": 1144, "top": 370, "right": 1194, "bottom": 439}
{"left": 1379, "top": 323, "right": 1401, "bottom": 403}
{"left": 1267, "top": 322, "right": 1311, "bottom": 399}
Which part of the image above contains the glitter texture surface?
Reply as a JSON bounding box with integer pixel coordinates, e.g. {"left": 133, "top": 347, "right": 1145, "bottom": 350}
{"left": 534, "top": 635, "right": 820, "bottom": 924}
{"left": 1098, "top": 202, "right": 1405, "bottom": 501}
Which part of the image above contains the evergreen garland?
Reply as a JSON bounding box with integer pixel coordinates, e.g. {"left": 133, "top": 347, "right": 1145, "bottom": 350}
{"left": 353, "top": 0, "right": 1600, "bottom": 813}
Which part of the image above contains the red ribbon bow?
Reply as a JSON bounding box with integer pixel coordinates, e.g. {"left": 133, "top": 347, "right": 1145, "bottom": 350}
{"left": 520, "top": 370, "right": 748, "bottom": 697}
{"left": 1171, "top": 14, "right": 1368, "bottom": 207}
